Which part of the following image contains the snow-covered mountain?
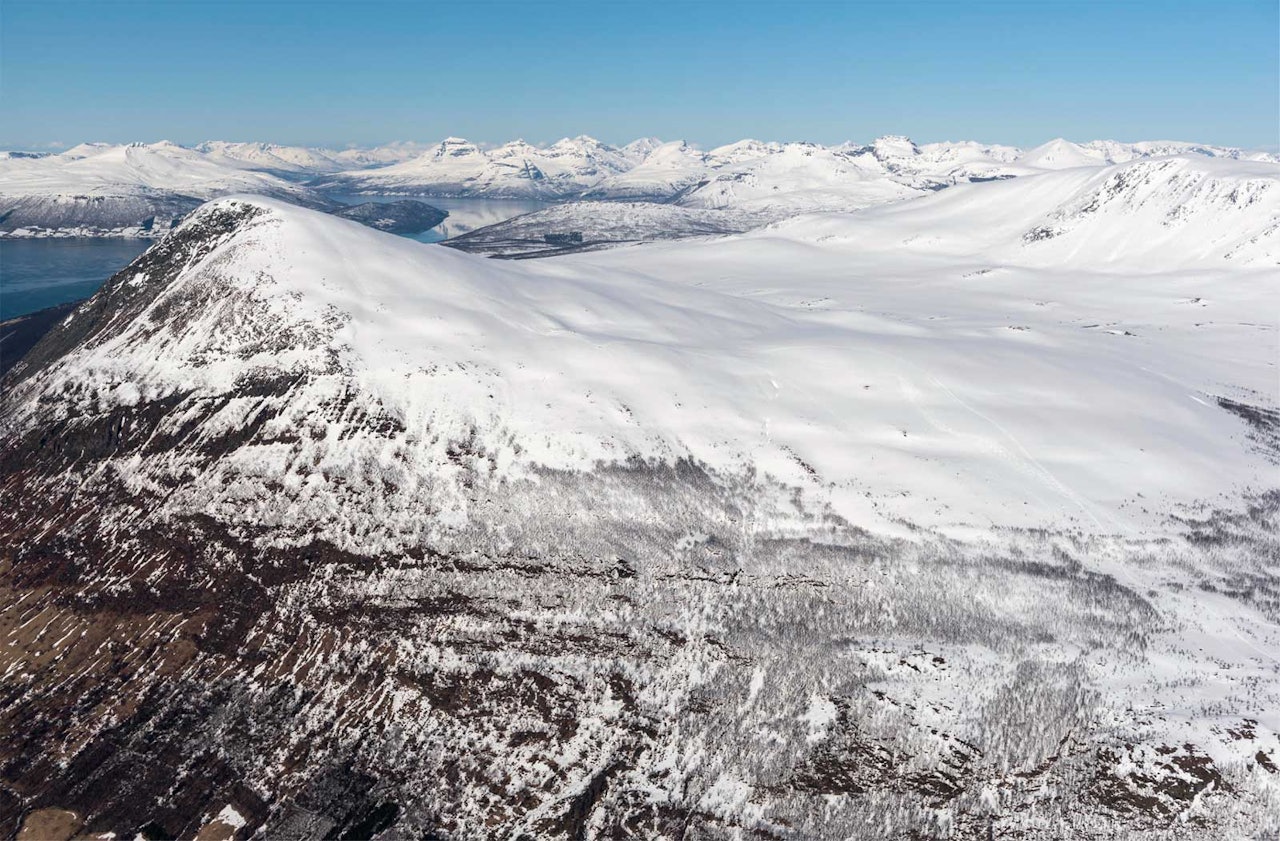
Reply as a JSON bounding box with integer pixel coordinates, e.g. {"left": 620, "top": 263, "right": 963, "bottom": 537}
{"left": 455, "top": 140, "right": 1280, "bottom": 254}
{"left": 334, "top": 141, "right": 436, "bottom": 168}
{"left": 4, "top": 135, "right": 1274, "bottom": 239}
{"left": 577, "top": 134, "right": 1276, "bottom": 211}
{"left": 0, "top": 141, "right": 463, "bottom": 238}
{"left": 838, "top": 135, "right": 1028, "bottom": 187}
{"left": 194, "top": 140, "right": 434, "bottom": 176}
{"left": 674, "top": 140, "right": 923, "bottom": 215}
{"left": 790, "top": 155, "right": 1280, "bottom": 269}
{"left": 315, "top": 135, "right": 636, "bottom": 199}
{"left": 447, "top": 141, "right": 928, "bottom": 256}
{"left": 579, "top": 139, "right": 712, "bottom": 200}
{"left": 619, "top": 135, "right": 664, "bottom": 164}
{"left": 3, "top": 151, "right": 1277, "bottom": 837}
{"left": 0, "top": 141, "right": 333, "bottom": 237}
{"left": 1018, "top": 137, "right": 1277, "bottom": 170}
{"left": 572, "top": 136, "right": 1021, "bottom": 222}
{"left": 0, "top": 141, "right": 328, "bottom": 199}
{"left": 194, "top": 140, "right": 351, "bottom": 175}
{"left": 444, "top": 200, "right": 759, "bottom": 257}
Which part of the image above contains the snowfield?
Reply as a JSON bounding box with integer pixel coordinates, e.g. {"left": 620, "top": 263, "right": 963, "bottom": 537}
{"left": 311, "top": 135, "right": 637, "bottom": 199}
{"left": 0, "top": 141, "right": 330, "bottom": 203}
{"left": 2, "top": 148, "right": 1279, "bottom": 839}
{"left": 0, "top": 141, "right": 331, "bottom": 238}
{"left": 15, "top": 155, "right": 1272, "bottom": 536}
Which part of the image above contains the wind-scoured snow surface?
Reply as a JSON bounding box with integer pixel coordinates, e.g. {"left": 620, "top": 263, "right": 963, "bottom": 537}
{"left": 2, "top": 155, "right": 1279, "bottom": 839}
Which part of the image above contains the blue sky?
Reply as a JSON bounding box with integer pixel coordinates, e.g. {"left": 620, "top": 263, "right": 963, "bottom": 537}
{"left": 2, "top": 0, "right": 1276, "bottom": 150}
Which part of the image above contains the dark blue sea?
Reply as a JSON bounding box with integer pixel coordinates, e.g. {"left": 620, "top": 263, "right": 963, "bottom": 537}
{"left": 1, "top": 238, "right": 150, "bottom": 320}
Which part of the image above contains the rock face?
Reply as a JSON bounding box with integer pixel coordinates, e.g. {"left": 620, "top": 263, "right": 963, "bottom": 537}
{"left": 1, "top": 196, "right": 1278, "bottom": 839}
{"left": 330, "top": 199, "right": 448, "bottom": 234}
{"left": 0, "top": 301, "right": 82, "bottom": 377}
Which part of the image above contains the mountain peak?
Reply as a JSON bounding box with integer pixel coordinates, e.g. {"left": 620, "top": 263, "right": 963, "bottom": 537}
{"left": 871, "top": 135, "right": 921, "bottom": 158}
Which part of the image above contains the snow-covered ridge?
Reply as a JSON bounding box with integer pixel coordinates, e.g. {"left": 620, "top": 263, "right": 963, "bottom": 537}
{"left": 0, "top": 141, "right": 463, "bottom": 238}
{"left": 313, "top": 134, "right": 638, "bottom": 199}
{"left": 9, "top": 157, "right": 1275, "bottom": 541}
{"left": 191, "top": 140, "right": 433, "bottom": 174}
{"left": 319, "top": 133, "right": 1278, "bottom": 217}
{"left": 194, "top": 140, "right": 353, "bottom": 175}
{"left": 0, "top": 141, "right": 334, "bottom": 238}
{"left": 0, "top": 141, "right": 325, "bottom": 198}
{"left": 3, "top": 135, "right": 1274, "bottom": 237}
{"left": 455, "top": 151, "right": 1280, "bottom": 260}
{"left": 784, "top": 155, "right": 1280, "bottom": 268}
{"left": 4, "top": 171, "right": 1278, "bottom": 837}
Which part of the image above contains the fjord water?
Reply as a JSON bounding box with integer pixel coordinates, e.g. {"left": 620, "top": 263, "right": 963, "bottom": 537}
{"left": 1, "top": 238, "right": 149, "bottom": 320}
{"left": 0, "top": 196, "right": 550, "bottom": 320}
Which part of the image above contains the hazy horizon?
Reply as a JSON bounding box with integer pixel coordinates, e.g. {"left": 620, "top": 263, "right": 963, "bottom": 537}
{"left": 3, "top": 0, "right": 1276, "bottom": 152}
{"left": 7, "top": 133, "right": 1279, "bottom": 156}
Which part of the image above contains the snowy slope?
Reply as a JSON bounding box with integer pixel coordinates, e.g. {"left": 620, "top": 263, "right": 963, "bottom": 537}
{"left": 841, "top": 135, "right": 1028, "bottom": 187}
{"left": 790, "top": 155, "right": 1280, "bottom": 269}
{"left": 447, "top": 138, "right": 1021, "bottom": 250}
{"left": 1018, "top": 137, "right": 1280, "bottom": 170}
{"left": 196, "top": 141, "right": 433, "bottom": 175}
{"left": 588, "top": 135, "right": 1017, "bottom": 206}
{"left": 195, "top": 141, "right": 350, "bottom": 175}
{"left": 0, "top": 141, "right": 332, "bottom": 237}
{"left": 450, "top": 142, "right": 928, "bottom": 255}
{"left": 316, "top": 136, "right": 635, "bottom": 198}
{"left": 3, "top": 167, "right": 1278, "bottom": 836}
{"left": 11, "top": 159, "right": 1276, "bottom": 537}
{"left": 0, "top": 141, "right": 324, "bottom": 199}
{"left": 558, "top": 157, "right": 1280, "bottom": 532}
{"left": 675, "top": 141, "right": 923, "bottom": 216}
{"left": 329, "top": 141, "right": 435, "bottom": 168}
{"left": 9, "top": 134, "right": 1266, "bottom": 232}
{"left": 580, "top": 140, "right": 711, "bottom": 200}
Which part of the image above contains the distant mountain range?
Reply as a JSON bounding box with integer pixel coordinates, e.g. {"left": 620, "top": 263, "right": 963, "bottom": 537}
{"left": 0, "top": 141, "right": 331, "bottom": 238}
{"left": 2, "top": 135, "right": 1274, "bottom": 238}
{"left": 313, "top": 134, "right": 1277, "bottom": 202}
